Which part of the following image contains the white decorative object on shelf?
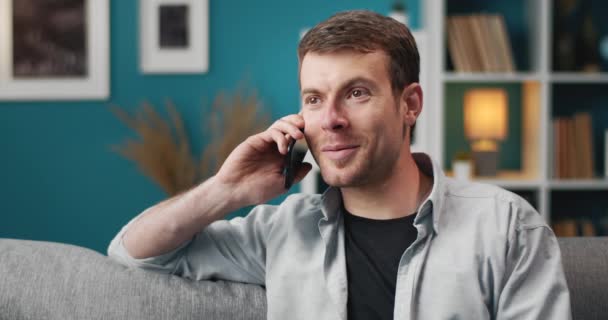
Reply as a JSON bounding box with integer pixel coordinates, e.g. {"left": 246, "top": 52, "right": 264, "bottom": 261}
{"left": 453, "top": 161, "right": 472, "bottom": 181}
{"left": 140, "top": 0, "right": 209, "bottom": 74}
{"left": 0, "top": 0, "right": 109, "bottom": 100}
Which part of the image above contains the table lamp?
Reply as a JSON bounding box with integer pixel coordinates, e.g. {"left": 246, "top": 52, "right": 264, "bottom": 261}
{"left": 464, "top": 88, "right": 508, "bottom": 176}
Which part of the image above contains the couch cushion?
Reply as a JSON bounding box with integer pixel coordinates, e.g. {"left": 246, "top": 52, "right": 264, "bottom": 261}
{"left": 3, "top": 237, "right": 607, "bottom": 319}
{"left": 0, "top": 239, "right": 266, "bottom": 320}
{"left": 558, "top": 237, "right": 608, "bottom": 320}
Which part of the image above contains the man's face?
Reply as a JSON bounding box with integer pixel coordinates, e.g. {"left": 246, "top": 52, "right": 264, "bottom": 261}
{"left": 299, "top": 50, "right": 408, "bottom": 187}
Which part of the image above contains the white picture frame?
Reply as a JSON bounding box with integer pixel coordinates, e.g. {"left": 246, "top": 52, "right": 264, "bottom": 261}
{"left": 140, "top": 0, "right": 209, "bottom": 74}
{"left": 0, "top": 0, "right": 109, "bottom": 100}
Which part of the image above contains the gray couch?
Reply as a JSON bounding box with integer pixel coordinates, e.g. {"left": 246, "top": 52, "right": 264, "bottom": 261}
{"left": 1, "top": 237, "right": 607, "bottom": 320}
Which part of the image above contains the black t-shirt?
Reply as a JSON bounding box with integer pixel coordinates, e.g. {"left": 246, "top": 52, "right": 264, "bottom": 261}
{"left": 343, "top": 207, "right": 418, "bottom": 320}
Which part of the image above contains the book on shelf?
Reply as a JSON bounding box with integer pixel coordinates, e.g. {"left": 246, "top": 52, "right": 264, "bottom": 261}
{"left": 491, "top": 14, "right": 515, "bottom": 72}
{"left": 552, "top": 219, "right": 578, "bottom": 237}
{"left": 469, "top": 15, "right": 492, "bottom": 71}
{"left": 446, "top": 14, "right": 515, "bottom": 72}
{"left": 552, "top": 218, "right": 598, "bottom": 237}
{"left": 581, "top": 219, "right": 596, "bottom": 237}
{"left": 566, "top": 117, "right": 577, "bottom": 178}
{"left": 446, "top": 16, "right": 468, "bottom": 72}
{"left": 552, "top": 112, "right": 595, "bottom": 179}
{"left": 553, "top": 119, "right": 561, "bottom": 179}
{"left": 578, "top": 113, "right": 595, "bottom": 178}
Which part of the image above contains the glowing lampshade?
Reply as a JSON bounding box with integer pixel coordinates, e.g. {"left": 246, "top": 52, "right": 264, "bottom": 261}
{"left": 464, "top": 88, "right": 508, "bottom": 152}
{"left": 463, "top": 88, "right": 509, "bottom": 176}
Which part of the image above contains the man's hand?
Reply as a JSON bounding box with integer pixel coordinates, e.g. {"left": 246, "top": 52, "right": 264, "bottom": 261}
{"left": 214, "top": 113, "right": 313, "bottom": 207}
{"left": 119, "top": 113, "right": 313, "bottom": 259}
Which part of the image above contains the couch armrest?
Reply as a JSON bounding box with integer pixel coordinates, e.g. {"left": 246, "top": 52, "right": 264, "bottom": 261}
{"left": 0, "top": 239, "right": 266, "bottom": 320}
{"left": 558, "top": 237, "right": 608, "bottom": 320}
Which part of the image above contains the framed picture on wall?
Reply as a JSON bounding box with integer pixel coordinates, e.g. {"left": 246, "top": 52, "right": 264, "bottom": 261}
{"left": 0, "top": 0, "right": 109, "bottom": 100}
{"left": 140, "top": 0, "right": 209, "bottom": 74}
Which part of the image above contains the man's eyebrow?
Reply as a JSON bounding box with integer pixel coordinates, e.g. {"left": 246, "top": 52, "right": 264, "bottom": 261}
{"left": 339, "top": 77, "right": 379, "bottom": 92}
{"left": 301, "top": 77, "right": 378, "bottom": 96}
{"left": 301, "top": 88, "right": 321, "bottom": 96}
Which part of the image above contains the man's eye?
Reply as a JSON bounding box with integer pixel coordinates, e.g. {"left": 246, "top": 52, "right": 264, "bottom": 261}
{"left": 306, "top": 96, "right": 320, "bottom": 104}
{"left": 349, "top": 88, "right": 369, "bottom": 99}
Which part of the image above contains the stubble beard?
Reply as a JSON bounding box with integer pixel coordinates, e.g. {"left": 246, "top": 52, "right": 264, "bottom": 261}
{"left": 316, "top": 142, "right": 402, "bottom": 188}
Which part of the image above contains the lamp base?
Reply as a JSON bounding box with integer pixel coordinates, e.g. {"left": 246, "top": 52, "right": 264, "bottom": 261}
{"left": 472, "top": 150, "right": 499, "bottom": 177}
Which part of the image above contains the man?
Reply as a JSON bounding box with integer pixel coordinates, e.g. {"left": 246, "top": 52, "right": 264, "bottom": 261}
{"left": 108, "top": 10, "right": 572, "bottom": 320}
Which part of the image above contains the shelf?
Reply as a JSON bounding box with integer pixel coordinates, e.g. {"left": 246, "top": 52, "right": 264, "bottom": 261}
{"left": 477, "top": 179, "right": 542, "bottom": 189}
{"left": 474, "top": 178, "right": 541, "bottom": 190}
{"left": 443, "top": 72, "right": 540, "bottom": 82}
{"left": 548, "top": 179, "right": 608, "bottom": 190}
{"left": 430, "top": 0, "right": 608, "bottom": 225}
{"left": 446, "top": 170, "right": 541, "bottom": 189}
{"left": 550, "top": 73, "right": 608, "bottom": 83}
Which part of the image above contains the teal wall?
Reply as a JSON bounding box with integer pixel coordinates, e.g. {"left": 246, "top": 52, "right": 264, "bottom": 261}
{"left": 0, "top": 0, "right": 421, "bottom": 253}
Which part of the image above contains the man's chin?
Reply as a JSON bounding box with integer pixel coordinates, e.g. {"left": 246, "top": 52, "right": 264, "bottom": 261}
{"left": 319, "top": 168, "right": 363, "bottom": 188}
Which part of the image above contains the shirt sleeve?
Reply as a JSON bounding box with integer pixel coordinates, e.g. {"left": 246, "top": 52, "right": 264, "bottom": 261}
{"left": 107, "top": 204, "right": 277, "bottom": 285}
{"left": 495, "top": 201, "right": 572, "bottom": 319}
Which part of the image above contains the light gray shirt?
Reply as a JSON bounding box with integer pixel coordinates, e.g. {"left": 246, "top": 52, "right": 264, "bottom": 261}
{"left": 108, "top": 153, "right": 572, "bottom": 320}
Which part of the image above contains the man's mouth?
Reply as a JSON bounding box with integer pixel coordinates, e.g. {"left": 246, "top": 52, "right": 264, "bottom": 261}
{"left": 321, "top": 145, "right": 359, "bottom": 161}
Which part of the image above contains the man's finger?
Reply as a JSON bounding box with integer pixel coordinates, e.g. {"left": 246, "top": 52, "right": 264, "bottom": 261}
{"left": 268, "top": 128, "right": 288, "bottom": 154}
{"left": 280, "top": 114, "right": 305, "bottom": 128}
{"left": 272, "top": 120, "right": 304, "bottom": 140}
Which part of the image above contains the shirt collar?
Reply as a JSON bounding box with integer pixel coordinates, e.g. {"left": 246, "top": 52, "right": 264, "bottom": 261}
{"left": 319, "top": 152, "right": 447, "bottom": 234}
{"left": 413, "top": 152, "right": 446, "bottom": 234}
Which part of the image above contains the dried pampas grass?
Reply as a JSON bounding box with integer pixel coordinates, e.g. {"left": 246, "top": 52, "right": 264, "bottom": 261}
{"left": 200, "top": 89, "right": 270, "bottom": 178}
{"left": 111, "top": 88, "right": 269, "bottom": 196}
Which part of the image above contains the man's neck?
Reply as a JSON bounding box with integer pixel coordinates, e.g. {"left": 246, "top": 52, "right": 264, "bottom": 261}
{"left": 340, "top": 154, "right": 433, "bottom": 220}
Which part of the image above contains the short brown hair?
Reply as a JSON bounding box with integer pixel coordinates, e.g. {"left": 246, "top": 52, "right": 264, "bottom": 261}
{"left": 298, "top": 10, "right": 420, "bottom": 93}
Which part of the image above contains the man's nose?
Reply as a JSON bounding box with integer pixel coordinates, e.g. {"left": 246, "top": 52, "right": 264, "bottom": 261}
{"left": 320, "top": 99, "right": 349, "bottom": 131}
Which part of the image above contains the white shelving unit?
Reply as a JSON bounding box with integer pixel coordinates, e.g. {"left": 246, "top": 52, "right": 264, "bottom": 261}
{"left": 551, "top": 73, "right": 608, "bottom": 83}
{"left": 426, "top": 0, "right": 608, "bottom": 223}
{"left": 301, "top": 1, "right": 607, "bottom": 227}
{"left": 442, "top": 72, "right": 542, "bottom": 83}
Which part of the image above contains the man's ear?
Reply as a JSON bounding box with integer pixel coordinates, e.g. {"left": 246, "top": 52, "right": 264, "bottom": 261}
{"left": 400, "top": 83, "right": 423, "bottom": 127}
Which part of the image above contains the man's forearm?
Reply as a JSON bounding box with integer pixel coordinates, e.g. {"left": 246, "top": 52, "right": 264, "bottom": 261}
{"left": 122, "top": 176, "right": 239, "bottom": 259}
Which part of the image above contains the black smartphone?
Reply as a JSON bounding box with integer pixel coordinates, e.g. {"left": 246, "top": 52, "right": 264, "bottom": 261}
{"left": 283, "top": 131, "right": 307, "bottom": 189}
